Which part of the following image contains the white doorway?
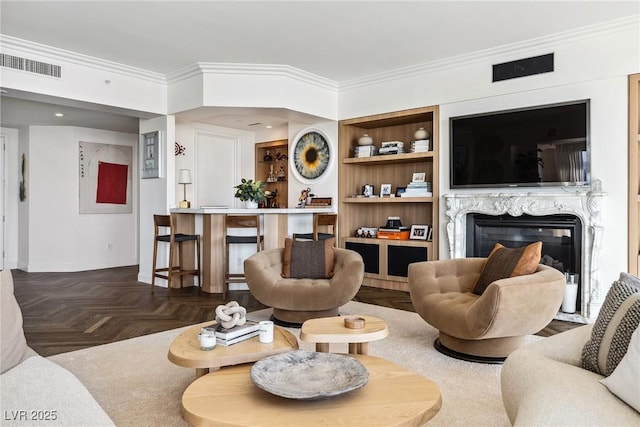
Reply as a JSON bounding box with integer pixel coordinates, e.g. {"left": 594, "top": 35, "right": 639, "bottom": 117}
{"left": 0, "top": 135, "right": 5, "bottom": 270}
{"left": 194, "top": 131, "right": 237, "bottom": 208}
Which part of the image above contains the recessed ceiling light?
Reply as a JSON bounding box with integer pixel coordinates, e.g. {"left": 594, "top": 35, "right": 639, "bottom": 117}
{"left": 55, "top": 113, "right": 64, "bottom": 117}
{"left": 266, "top": 125, "right": 272, "bottom": 129}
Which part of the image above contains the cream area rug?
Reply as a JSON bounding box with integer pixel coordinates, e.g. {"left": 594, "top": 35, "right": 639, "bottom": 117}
{"left": 48, "top": 301, "right": 540, "bottom": 426}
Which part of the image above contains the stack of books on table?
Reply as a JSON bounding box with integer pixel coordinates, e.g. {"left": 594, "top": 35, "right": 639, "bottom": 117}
{"left": 353, "top": 145, "right": 377, "bottom": 157}
{"left": 378, "top": 141, "right": 405, "bottom": 155}
{"left": 215, "top": 321, "right": 260, "bottom": 346}
{"left": 401, "top": 180, "right": 433, "bottom": 197}
{"left": 410, "top": 139, "right": 430, "bottom": 153}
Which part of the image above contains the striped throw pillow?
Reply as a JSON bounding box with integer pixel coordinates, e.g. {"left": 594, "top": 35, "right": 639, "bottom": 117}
{"left": 581, "top": 272, "right": 640, "bottom": 376}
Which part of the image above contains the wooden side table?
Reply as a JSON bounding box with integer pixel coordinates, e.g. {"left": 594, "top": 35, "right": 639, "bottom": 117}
{"left": 182, "top": 354, "right": 441, "bottom": 427}
{"left": 168, "top": 321, "right": 298, "bottom": 378}
{"left": 299, "top": 315, "right": 389, "bottom": 355}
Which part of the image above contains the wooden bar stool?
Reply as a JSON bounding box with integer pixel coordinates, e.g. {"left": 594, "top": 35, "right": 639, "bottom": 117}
{"left": 151, "top": 214, "right": 201, "bottom": 294}
{"left": 293, "top": 213, "right": 337, "bottom": 241}
{"left": 223, "top": 215, "right": 264, "bottom": 299}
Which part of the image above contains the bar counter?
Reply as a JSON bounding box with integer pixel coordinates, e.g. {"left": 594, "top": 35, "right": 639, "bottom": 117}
{"left": 170, "top": 207, "right": 334, "bottom": 293}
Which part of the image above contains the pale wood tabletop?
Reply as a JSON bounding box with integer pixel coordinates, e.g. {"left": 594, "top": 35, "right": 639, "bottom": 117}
{"left": 167, "top": 321, "right": 298, "bottom": 378}
{"left": 299, "top": 315, "right": 389, "bottom": 354}
{"left": 182, "top": 353, "right": 442, "bottom": 427}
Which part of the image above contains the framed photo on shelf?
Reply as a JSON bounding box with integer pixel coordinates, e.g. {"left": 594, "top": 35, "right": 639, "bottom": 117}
{"left": 410, "top": 224, "right": 429, "bottom": 240}
{"left": 412, "top": 172, "right": 426, "bottom": 182}
{"left": 395, "top": 187, "right": 406, "bottom": 197}
{"left": 141, "top": 131, "right": 161, "bottom": 179}
{"left": 380, "top": 183, "right": 392, "bottom": 197}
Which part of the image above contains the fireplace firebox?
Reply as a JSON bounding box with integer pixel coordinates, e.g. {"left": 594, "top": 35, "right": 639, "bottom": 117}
{"left": 467, "top": 213, "right": 582, "bottom": 308}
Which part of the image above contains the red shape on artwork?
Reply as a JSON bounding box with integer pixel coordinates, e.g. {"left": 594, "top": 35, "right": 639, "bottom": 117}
{"left": 96, "top": 161, "right": 128, "bottom": 204}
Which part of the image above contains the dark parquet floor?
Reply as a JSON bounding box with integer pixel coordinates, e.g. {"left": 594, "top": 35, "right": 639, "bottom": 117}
{"left": 11, "top": 265, "right": 580, "bottom": 357}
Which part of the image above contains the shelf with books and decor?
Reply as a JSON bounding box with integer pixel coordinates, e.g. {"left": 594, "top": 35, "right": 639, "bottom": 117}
{"left": 255, "top": 139, "right": 288, "bottom": 208}
{"left": 338, "top": 105, "right": 439, "bottom": 291}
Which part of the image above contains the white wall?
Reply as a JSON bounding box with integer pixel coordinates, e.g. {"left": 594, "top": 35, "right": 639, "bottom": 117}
{"left": 25, "top": 126, "right": 138, "bottom": 271}
{"left": 1, "top": 35, "right": 167, "bottom": 115}
{"left": 1, "top": 127, "right": 20, "bottom": 269}
{"left": 138, "top": 116, "right": 175, "bottom": 285}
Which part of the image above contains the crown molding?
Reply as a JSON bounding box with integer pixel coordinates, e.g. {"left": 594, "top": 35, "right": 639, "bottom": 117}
{"left": 0, "top": 34, "right": 166, "bottom": 84}
{"left": 339, "top": 15, "right": 640, "bottom": 91}
{"left": 166, "top": 62, "right": 338, "bottom": 92}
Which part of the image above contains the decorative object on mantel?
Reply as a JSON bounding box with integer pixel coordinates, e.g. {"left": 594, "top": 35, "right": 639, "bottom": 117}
{"left": 178, "top": 169, "right": 192, "bottom": 208}
{"left": 174, "top": 142, "right": 186, "bottom": 156}
{"left": 233, "top": 178, "right": 266, "bottom": 208}
{"left": 214, "top": 301, "right": 247, "bottom": 329}
{"left": 291, "top": 128, "right": 331, "bottom": 182}
{"left": 250, "top": 350, "right": 369, "bottom": 400}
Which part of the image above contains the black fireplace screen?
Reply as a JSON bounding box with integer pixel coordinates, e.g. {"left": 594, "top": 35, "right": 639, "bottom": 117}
{"left": 467, "top": 213, "right": 582, "bottom": 306}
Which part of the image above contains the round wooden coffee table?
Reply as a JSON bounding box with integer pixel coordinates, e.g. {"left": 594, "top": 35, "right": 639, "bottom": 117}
{"left": 299, "top": 315, "right": 389, "bottom": 354}
{"left": 168, "top": 321, "right": 298, "bottom": 378}
{"left": 182, "top": 354, "right": 441, "bottom": 427}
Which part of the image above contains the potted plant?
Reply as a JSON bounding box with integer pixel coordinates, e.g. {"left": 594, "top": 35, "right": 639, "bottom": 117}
{"left": 234, "top": 178, "right": 266, "bottom": 208}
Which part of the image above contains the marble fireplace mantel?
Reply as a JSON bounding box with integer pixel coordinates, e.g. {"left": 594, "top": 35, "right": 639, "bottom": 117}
{"left": 443, "top": 181, "right": 606, "bottom": 319}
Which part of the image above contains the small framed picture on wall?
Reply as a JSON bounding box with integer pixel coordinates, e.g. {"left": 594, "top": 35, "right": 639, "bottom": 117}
{"left": 141, "top": 131, "right": 161, "bottom": 179}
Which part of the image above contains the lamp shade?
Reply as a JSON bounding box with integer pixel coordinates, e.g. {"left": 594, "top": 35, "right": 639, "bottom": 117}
{"left": 178, "top": 169, "right": 192, "bottom": 184}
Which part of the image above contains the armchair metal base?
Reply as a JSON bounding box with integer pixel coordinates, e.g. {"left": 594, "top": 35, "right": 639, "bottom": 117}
{"left": 433, "top": 338, "right": 506, "bottom": 364}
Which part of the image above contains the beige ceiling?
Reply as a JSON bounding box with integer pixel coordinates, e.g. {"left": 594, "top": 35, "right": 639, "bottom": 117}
{"left": 1, "top": 0, "right": 638, "bottom": 132}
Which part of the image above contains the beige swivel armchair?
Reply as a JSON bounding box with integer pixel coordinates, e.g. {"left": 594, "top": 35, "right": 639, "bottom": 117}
{"left": 244, "top": 247, "right": 364, "bottom": 326}
{"left": 408, "top": 258, "right": 565, "bottom": 362}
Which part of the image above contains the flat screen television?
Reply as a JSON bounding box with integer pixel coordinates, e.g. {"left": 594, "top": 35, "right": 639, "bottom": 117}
{"left": 450, "top": 100, "right": 590, "bottom": 188}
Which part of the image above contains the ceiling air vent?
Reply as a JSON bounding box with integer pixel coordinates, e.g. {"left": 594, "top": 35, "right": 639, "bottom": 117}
{"left": 1, "top": 53, "right": 61, "bottom": 78}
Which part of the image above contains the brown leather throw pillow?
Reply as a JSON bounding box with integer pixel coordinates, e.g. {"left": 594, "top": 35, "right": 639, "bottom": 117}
{"left": 472, "top": 241, "right": 542, "bottom": 295}
{"left": 282, "top": 237, "right": 336, "bottom": 279}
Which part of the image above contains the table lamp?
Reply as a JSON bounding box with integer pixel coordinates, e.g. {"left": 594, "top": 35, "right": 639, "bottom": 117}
{"left": 178, "top": 169, "right": 192, "bottom": 208}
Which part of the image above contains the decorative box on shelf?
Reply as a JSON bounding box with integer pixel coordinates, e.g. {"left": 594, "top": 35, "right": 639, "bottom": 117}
{"left": 377, "top": 230, "right": 410, "bottom": 240}
{"left": 306, "top": 197, "right": 333, "bottom": 207}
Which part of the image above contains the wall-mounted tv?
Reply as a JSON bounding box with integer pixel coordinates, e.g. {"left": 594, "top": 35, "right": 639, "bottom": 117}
{"left": 450, "top": 100, "right": 590, "bottom": 188}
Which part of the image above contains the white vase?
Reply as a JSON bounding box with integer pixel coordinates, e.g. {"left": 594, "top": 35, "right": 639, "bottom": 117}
{"left": 245, "top": 200, "right": 258, "bottom": 209}
{"left": 414, "top": 127, "right": 429, "bottom": 140}
{"left": 358, "top": 134, "right": 373, "bottom": 146}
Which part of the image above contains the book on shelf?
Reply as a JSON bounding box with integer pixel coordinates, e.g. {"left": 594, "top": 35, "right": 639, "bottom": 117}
{"left": 378, "top": 226, "right": 410, "bottom": 232}
{"left": 377, "top": 230, "right": 410, "bottom": 240}
{"left": 410, "top": 139, "right": 430, "bottom": 153}
{"left": 401, "top": 191, "right": 433, "bottom": 197}
{"left": 214, "top": 321, "right": 259, "bottom": 340}
{"left": 216, "top": 330, "right": 260, "bottom": 346}
{"left": 353, "top": 145, "right": 377, "bottom": 157}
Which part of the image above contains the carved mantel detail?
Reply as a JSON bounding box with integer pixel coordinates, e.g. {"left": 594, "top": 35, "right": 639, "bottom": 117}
{"left": 443, "top": 181, "right": 606, "bottom": 319}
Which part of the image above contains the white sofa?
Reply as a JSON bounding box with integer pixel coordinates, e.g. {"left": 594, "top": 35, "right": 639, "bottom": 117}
{"left": 501, "top": 324, "right": 640, "bottom": 426}
{"left": 0, "top": 269, "right": 114, "bottom": 426}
